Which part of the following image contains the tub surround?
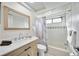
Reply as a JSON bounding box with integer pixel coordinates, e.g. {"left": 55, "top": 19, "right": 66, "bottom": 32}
{"left": 0, "top": 36, "right": 38, "bottom": 56}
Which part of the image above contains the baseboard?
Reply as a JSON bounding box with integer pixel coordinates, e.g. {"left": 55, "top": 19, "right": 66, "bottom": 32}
{"left": 48, "top": 45, "right": 69, "bottom": 52}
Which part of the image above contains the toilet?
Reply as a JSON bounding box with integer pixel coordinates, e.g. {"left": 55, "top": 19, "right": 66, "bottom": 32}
{"left": 37, "top": 44, "right": 46, "bottom": 56}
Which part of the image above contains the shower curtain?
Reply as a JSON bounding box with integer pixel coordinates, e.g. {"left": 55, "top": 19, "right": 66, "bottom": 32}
{"left": 32, "top": 17, "right": 48, "bottom": 52}
{"left": 35, "top": 17, "right": 46, "bottom": 44}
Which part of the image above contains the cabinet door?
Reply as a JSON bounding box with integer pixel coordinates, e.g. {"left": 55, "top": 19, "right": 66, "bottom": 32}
{"left": 20, "top": 41, "right": 37, "bottom": 56}
{"left": 19, "top": 45, "right": 36, "bottom": 56}
{"left": 30, "top": 44, "right": 37, "bottom": 56}
{"left": 19, "top": 51, "right": 28, "bottom": 56}
{"left": 19, "top": 47, "right": 32, "bottom": 56}
{"left": 20, "top": 49, "right": 32, "bottom": 56}
{"left": 5, "top": 47, "right": 25, "bottom": 56}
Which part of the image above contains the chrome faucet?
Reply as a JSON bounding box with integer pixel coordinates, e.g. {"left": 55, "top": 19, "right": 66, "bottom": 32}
{"left": 18, "top": 33, "right": 23, "bottom": 40}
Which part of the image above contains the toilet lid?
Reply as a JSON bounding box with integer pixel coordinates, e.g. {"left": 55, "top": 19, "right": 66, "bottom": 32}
{"left": 37, "top": 44, "right": 46, "bottom": 50}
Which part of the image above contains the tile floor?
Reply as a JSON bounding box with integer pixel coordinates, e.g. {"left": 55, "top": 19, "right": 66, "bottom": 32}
{"left": 45, "top": 47, "right": 69, "bottom": 56}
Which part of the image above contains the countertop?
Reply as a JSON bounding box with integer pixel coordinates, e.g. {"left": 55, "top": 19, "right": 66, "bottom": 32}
{"left": 0, "top": 36, "right": 38, "bottom": 56}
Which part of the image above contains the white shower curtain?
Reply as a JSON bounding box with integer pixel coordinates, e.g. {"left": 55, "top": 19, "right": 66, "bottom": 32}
{"left": 33, "top": 17, "right": 47, "bottom": 45}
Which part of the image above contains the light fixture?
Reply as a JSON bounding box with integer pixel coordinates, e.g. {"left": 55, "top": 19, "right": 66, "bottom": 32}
{"left": 29, "top": 2, "right": 35, "bottom": 3}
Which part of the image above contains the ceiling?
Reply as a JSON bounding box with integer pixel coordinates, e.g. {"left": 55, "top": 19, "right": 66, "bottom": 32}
{"left": 24, "top": 2, "right": 69, "bottom": 12}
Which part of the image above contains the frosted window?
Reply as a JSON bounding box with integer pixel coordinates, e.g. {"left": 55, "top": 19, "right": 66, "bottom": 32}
{"left": 46, "top": 20, "right": 52, "bottom": 24}
{"left": 53, "top": 18, "right": 62, "bottom": 23}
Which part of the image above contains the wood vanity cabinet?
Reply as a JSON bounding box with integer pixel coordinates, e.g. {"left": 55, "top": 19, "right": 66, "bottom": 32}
{"left": 4, "top": 40, "right": 37, "bottom": 56}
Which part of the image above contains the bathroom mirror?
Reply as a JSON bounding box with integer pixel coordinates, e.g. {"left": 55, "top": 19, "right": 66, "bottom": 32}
{"left": 4, "top": 6, "right": 30, "bottom": 30}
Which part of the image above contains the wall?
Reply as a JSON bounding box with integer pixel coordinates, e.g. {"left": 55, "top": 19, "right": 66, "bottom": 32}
{"left": 0, "top": 3, "right": 4, "bottom": 33}
{"left": 0, "top": 2, "right": 34, "bottom": 41}
{"left": 0, "top": 6, "right": 1, "bottom": 31}
{"left": 0, "top": 4, "right": 1, "bottom": 24}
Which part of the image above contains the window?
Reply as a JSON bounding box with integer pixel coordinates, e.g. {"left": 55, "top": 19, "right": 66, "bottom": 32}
{"left": 46, "top": 19, "right": 52, "bottom": 24}
{"left": 46, "top": 17, "right": 62, "bottom": 24}
{"left": 53, "top": 17, "right": 62, "bottom": 23}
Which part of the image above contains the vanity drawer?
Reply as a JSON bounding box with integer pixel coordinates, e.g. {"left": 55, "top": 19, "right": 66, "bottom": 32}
{"left": 19, "top": 47, "right": 32, "bottom": 56}
{"left": 5, "top": 44, "right": 29, "bottom": 56}
{"left": 4, "top": 40, "right": 37, "bottom": 56}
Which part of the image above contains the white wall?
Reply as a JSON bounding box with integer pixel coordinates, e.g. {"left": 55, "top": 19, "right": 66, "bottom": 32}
{"left": 0, "top": 3, "right": 1, "bottom": 31}
{"left": 0, "top": 3, "right": 3, "bottom": 32}
{"left": 0, "top": 5, "right": 1, "bottom": 24}
{"left": 0, "top": 5, "right": 1, "bottom": 31}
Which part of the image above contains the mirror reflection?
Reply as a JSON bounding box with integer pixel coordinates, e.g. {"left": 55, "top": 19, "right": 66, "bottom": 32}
{"left": 8, "top": 10, "right": 29, "bottom": 28}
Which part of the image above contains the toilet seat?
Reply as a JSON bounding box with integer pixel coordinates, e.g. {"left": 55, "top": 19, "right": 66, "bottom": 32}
{"left": 37, "top": 44, "right": 46, "bottom": 51}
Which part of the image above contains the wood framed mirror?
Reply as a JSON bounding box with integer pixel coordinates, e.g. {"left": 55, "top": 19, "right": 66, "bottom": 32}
{"left": 3, "top": 6, "right": 30, "bottom": 30}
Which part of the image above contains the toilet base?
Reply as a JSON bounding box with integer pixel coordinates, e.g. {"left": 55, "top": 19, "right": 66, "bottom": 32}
{"left": 37, "top": 44, "right": 46, "bottom": 56}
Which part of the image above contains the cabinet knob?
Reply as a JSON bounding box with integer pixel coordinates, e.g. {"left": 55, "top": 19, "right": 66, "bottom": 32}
{"left": 27, "top": 54, "right": 30, "bottom": 56}
{"left": 25, "top": 47, "right": 31, "bottom": 51}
